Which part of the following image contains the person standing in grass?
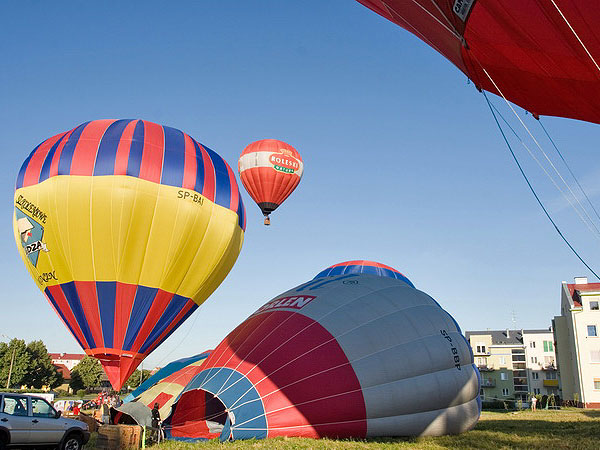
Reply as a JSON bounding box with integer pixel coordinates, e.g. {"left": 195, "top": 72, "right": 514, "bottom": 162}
{"left": 531, "top": 395, "right": 537, "bottom": 412}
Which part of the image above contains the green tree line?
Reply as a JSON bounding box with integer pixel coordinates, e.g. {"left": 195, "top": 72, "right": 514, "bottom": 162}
{"left": 0, "top": 338, "right": 63, "bottom": 389}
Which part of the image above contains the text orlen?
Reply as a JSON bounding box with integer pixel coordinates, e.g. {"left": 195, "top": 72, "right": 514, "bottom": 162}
{"left": 254, "top": 295, "right": 316, "bottom": 314}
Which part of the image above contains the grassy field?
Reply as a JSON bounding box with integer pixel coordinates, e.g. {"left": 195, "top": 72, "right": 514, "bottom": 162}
{"left": 85, "top": 409, "right": 600, "bottom": 449}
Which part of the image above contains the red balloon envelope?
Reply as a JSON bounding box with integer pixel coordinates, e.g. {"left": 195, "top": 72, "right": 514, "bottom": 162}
{"left": 356, "top": 0, "right": 600, "bottom": 124}
{"left": 238, "top": 139, "right": 303, "bottom": 225}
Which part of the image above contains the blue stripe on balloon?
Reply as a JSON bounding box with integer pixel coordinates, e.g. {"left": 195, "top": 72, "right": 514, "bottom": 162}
{"left": 138, "top": 295, "right": 190, "bottom": 354}
{"left": 123, "top": 285, "right": 158, "bottom": 351}
{"left": 44, "top": 287, "right": 86, "bottom": 349}
{"left": 236, "top": 190, "right": 246, "bottom": 230}
{"left": 96, "top": 281, "right": 116, "bottom": 349}
{"left": 38, "top": 133, "right": 69, "bottom": 183}
{"left": 57, "top": 122, "right": 90, "bottom": 175}
{"left": 93, "top": 119, "right": 134, "bottom": 176}
{"left": 192, "top": 140, "right": 205, "bottom": 196}
{"left": 141, "top": 301, "right": 198, "bottom": 355}
{"left": 160, "top": 126, "right": 185, "bottom": 187}
{"left": 60, "top": 281, "right": 96, "bottom": 348}
{"left": 204, "top": 146, "right": 231, "bottom": 209}
{"left": 126, "top": 120, "right": 145, "bottom": 178}
{"left": 16, "top": 143, "right": 41, "bottom": 189}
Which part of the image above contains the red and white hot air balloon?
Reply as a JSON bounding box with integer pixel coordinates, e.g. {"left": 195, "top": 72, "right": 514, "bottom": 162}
{"left": 238, "top": 139, "right": 303, "bottom": 225}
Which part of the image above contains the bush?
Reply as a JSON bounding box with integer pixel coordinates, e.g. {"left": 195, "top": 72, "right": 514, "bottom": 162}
{"left": 77, "top": 389, "right": 86, "bottom": 399}
{"left": 481, "top": 400, "right": 506, "bottom": 409}
{"left": 53, "top": 389, "right": 70, "bottom": 397}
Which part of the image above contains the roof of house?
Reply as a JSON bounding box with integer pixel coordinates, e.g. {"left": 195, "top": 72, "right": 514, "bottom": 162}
{"left": 465, "top": 328, "right": 551, "bottom": 345}
{"left": 567, "top": 282, "right": 600, "bottom": 307}
{"left": 53, "top": 363, "right": 71, "bottom": 380}
{"left": 49, "top": 353, "right": 85, "bottom": 361}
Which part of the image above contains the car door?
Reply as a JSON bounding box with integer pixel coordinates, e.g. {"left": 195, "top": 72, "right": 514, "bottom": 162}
{"left": 29, "top": 397, "right": 66, "bottom": 444}
{"left": 0, "top": 394, "right": 31, "bottom": 444}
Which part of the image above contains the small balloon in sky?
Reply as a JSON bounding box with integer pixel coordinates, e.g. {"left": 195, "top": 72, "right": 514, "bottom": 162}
{"left": 238, "top": 139, "right": 303, "bottom": 226}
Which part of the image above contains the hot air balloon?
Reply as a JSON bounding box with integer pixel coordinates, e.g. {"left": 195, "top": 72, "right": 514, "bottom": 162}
{"left": 238, "top": 139, "right": 303, "bottom": 225}
{"left": 13, "top": 119, "right": 246, "bottom": 390}
{"left": 164, "top": 261, "right": 480, "bottom": 441}
{"left": 122, "top": 351, "right": 211, "bottom": 421}
{"left": 355, "top": 0, "right": 600, "bottom": 124}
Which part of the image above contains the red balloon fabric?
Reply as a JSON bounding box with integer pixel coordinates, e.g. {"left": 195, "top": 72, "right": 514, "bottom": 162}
{"left": 356, "top": 0, "right": 600, "bottom": 123}
{"left": 238, "top": 139, "right": 303, "bottom": 223}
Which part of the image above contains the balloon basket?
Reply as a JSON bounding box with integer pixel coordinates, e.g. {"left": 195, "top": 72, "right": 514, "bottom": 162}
{"left": 264, "top": 216, "right": 271, "bottom": 226}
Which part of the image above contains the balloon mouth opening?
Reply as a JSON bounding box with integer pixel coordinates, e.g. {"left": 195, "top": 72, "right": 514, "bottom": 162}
{"left": 168, "top": 389, "right": 229, "bottom": 440}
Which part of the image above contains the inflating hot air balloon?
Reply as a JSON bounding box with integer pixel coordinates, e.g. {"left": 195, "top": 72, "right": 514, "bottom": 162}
{"left": 238, "top": 139, "right": 303, "bottom": 225}
{"left": 355, "top": 1, "right": 600, "bottom": 124}
{"left": 13, "top": 119, "right": 246, "bottom": 390}
{"left": 122, "top": 351, "right": 211, "bottom": 420}
{"left": 164, "top": 261, "right": 480, "bottom": 441}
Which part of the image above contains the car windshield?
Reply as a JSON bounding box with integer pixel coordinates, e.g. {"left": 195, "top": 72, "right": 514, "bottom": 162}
{"left": 31, "top": 397, "right": 56, "bottom": 418}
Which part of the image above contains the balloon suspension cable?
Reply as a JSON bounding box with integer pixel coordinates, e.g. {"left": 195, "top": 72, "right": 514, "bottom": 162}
{"left": 537, "top": 118, "right": 600, "bottom": 224}
{"left": 482, "top": 90, "right": 600, "bottom": 281}
{"left": 487, "top": 101, "right": 600, "bottom": 241}
{"left": 264, "top": 215, "right": 270, "bottom": 226}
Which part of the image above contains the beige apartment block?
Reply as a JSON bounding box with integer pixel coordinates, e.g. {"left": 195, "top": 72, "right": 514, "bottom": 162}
{"left": 553, "top": 277, "right": 600, "bottom": 407}
{"left": 466, "top": 328, "right": 557, "bottom": 402}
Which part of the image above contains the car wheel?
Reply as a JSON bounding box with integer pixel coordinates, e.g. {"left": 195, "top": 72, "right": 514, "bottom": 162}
{"left": 61, "top": 434, "right": 83, "bottom": 450}
{"left": 0, "top": 433, "right": 7, "bottom": 450}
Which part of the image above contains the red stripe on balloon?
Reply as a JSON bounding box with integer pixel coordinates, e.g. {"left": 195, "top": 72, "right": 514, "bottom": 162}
{"left": 143, "top": 299, "right": 196, "bottom": 356}
{"left": 129, "top": 289, "right": 174, "bottom": 354}
{"left": 74, "top": 281, "right": 105, "bottom": 349}
{"left": 113, "top": 120, "right": 138, "bottom": 175}
{"left": 49, "top": 129, "right": 76, "bottom": 178}
{"left": 181, "top": 134, "right": 197, "bottom": 190}
{"left": 69, "top": 120, "right": 115, "bottom": 176}
{"left": 22, "top": 133, "right": 66, "bottom": 187}
{"left": 138, "top": 120, "right": 164, "bottom": 183}
{"left": 198, "top": 143, "right": 215, "bottom": 201}
{"left": 226, "top": 163, "right": 239, "bottom": 216}
{"left": 46, "top": 285, "right": 89, "bottom": 350}
{"left": 112, "top": 282, "right": 138, "bottom": 351}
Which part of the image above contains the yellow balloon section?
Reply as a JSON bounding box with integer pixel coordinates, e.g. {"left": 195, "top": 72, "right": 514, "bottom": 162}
{"left": 13, "top": 119, "right": 245, "bottom": 389}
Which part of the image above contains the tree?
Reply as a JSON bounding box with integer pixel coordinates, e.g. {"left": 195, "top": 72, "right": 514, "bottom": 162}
{"left": 69, "top": 356, "right": 103, "bottom": 391}
{"left": 0, "top": 339, "right": 31, "bottom": 388}
{"left": 24, "top": 340, "right": 63, "bottom": 389}
{"left": 125, "top": 369, "right": 152, "bottom": 389}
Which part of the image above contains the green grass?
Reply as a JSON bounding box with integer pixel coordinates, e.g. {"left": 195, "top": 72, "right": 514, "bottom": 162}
{"left": 84, "top": 409, "right": 600, "bottom": 449}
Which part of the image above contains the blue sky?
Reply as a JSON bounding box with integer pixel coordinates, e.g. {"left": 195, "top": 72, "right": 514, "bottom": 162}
{"left": 1, "top": 1, "right": 599, "bottom": 369}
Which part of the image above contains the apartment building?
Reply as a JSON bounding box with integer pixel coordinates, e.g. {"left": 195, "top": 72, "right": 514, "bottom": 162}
{"left": 553, "top": 277, "right": 600, "bottom": 407}
{"left": 466, "top": 329, "right": 557, "bottom": 401}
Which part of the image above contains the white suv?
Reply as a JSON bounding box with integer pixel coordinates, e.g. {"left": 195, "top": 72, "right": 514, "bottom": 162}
{"left": 0, "top": 393, "right": 90, "bottom": 450}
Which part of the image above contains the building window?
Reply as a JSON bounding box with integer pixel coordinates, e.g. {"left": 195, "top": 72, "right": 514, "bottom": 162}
{"left": 531, "top": 356, "right": 538, "bottom": 364}
{"left": 546, "top": 372, "right": 557, "bottom": 380}
{"left": 534, "top": 388, "right": 540, "bottom": 394}
{"left": 594, "top": 379, "right": 600, "bottom": 390}
{"left": 591, "top": 350, "right": 600, "bottom": 363}
{"left": 501, "top": 372, "right": 508, "bottom": 381}
{"left": 543, "top": 341, "right": 554, "bottom": 352}
{"left": 502, "top": 388, "right": 509, "bottom": 396}
{"left": 591, "top": 301, "right": 599, "bottom": 311}
{"left": 476, "top": 343, "right": 486, "bottom": 353}
{"left": 532, "top": 372, "right": 539, "bottom": 380}
{"left": 588, "top": 325, "right": 597, "bottom": 337}
{"left": 500, "top": 356, "right": 506, "bottom": 365}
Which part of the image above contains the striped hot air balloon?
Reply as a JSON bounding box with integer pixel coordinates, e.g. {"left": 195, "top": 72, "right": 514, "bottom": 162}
{"left": 13, "top": 119, "right": 245, "bottom": 390}
{"left": 238, "top": 139, "right": 303, "bottom": 225}
{"left": 164, "top": 261, "right": 480, "bottom": 441}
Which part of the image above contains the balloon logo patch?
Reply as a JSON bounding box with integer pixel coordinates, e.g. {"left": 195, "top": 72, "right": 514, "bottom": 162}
{"left": 15, "top": 200, "right": 48, "bottom": 267}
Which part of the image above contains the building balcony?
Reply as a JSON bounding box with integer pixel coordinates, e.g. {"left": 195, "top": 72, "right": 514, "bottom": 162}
{"left": 542, "top": 363, "right": 557, "bottom": 371}
{"left": 477, "top": 365, "right": 495, "bottom": 371}
{"left": 481, "top": 379, "right": 496, "bottom": 387}
{"left": 543, "top": 379, "right": 559, "bottom": 387}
